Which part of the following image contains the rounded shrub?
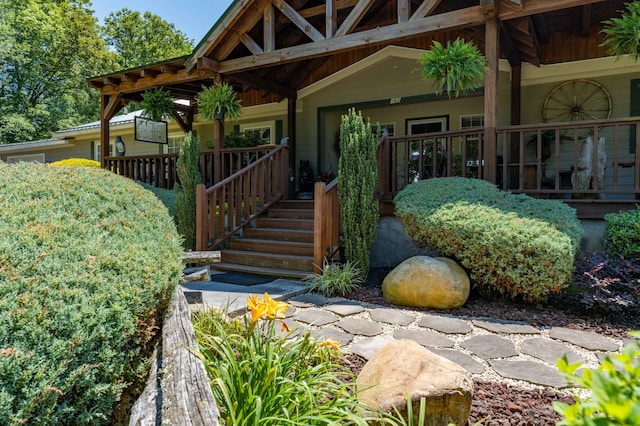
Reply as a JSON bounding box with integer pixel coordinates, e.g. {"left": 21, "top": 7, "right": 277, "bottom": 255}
{"left": 0, "top": 162, "right": 182, "bottom": 424}
{"left": 604, "top": 206, "right": 640, "bottom": 258}
{"left": 394, "top": 177, "right": 583, "bottom": 302}
{"left": 49, "top": 158, "right": 100, "bottom": 167}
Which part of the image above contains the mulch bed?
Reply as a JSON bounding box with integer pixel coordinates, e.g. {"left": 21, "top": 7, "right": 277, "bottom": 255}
{"left": 342, "top": 252, "right": 640, "bottom": 425}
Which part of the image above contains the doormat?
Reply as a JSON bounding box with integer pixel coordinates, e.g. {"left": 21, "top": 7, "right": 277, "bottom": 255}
{"left": 210, "top": 272, "right": 276, "bottom": 286}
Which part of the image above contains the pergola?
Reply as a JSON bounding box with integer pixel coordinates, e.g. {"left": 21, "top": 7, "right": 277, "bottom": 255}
{"left": 88, "top": 0, "right": 613, "bottom": 184}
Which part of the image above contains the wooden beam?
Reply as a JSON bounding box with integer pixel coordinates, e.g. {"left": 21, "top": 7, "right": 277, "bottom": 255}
{"left": 121, "top": 72, "right": 139, "bottom": 82}
{"left": 499, "top": 20, "right": 522, "bottom": 67}
{"left": 409, "top": 0, "right": 442, "bottom": 21}
{"left": 172, "top": 109, "right": 191, "bottom": 133}
{"left": 161, "top": 64, "right": 180, "bottom": 74}
{"left": 197, "top": 57, "right": 220, "bottom": 73}
{"left": 140, "top": 69, "right": 157, "bottom": 79}
{"left": 484, "top": 16, "right": 499, "bottom": 184}
{"left": 264, "top": 4, "right": 275, "bottom": 52}
{"left": 299, "top": 0, "right": 358, "bottom": 18}
{"left": 95, "top": 68, "right": 214, "bottom": 97}
{"left": 230, "top": 72, "right": 297, "bottom": 99}
{"left": 398, "top": 0, "right": 410, "bottom": 23}
{"left": 498, "top": 0, "right": 603, "bottom": 21}
{"left": 335, "top": 0, "right": 375, "bottom": 37}
{"left": 103, "top": 77, "right": 120, "bottom": 86}
{"left": 272, "top": 0, "right": 325, "bottom": 42}
{"left": 531, "top": 14, "right": 549, "bottom": 44}
{"left": 217, "top": 6, "right": 488, "bottom": 74}
{"left": 326, "top": 0, "right": 337, "bottom": 38}
{"left": 240, "top": 33, "right": 264, "bottom": 55}
{"left": 102, "top": 94, "right": 122, "bottom": 120}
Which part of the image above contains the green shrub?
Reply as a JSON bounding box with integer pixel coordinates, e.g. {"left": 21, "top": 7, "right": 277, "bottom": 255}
{"left": 554, "top": 332, "right": 640, "bottom": 425}
{"left": 175, "top": 131, "right": 202, "bottom": 250}
{"left": 0, "top": 162, "right": 182, "bottom": 424}
{"left": 49, "top": 158, "right": 101, "bottom": 167}
{"left": 604, "top": 206, "right": 640, "bottom": 258}
{"left": 338, "top": 108, "right": 379, "bottom": 276}
{"left": 302, "top": 261, "right": 364, "bottom": 296}
{"left": 394, "top": 177, "right": 583, "bottom": 302}
{"left": 136, "top": 181, "right": 177, "bottom": 223}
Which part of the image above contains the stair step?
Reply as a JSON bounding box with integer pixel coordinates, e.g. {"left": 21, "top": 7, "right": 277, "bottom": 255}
{"left": 221, "top": 250, "right": 314, "bottom": 272}
{"left": 210, "top": 262, "right": 311, "bottom": 280}
{"left": 268, "top": 208, "right": 314, "bottom": 219}
{"left": 244, "top": 228, "right": 314, "bottom": 242}
{"left": 255, "top": 217, "right": 314, "bottom": 230}
{"left": 230, "top": 239, "right": 314, "bottom": 256}
{"left": 275, "top": 200, "right": 314, "bottom": 210}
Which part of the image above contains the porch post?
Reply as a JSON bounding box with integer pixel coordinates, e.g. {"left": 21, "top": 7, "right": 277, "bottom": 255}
{"left": 483, "top": 15, "right": 499, "bottom": 184}
{"left": 287, "top": 97, "right": 297, "bottom": 199}
{"left": 510, "top": 65, "right": 522, "bottom": 189}
{"left": 100, "top": 95, "right": 110, "bottom": 168}
{"left": 213, "top": 120, "right": 224, "bottom": 183}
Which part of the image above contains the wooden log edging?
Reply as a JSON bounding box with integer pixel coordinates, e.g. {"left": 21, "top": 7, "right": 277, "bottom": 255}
{"left": 129, "top": 288, "right": 219, "bottom": 426}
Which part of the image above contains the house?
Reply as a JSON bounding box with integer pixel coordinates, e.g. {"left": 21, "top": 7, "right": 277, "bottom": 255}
{"left": 83, "top": 0, "right": 640, "bottom": 275}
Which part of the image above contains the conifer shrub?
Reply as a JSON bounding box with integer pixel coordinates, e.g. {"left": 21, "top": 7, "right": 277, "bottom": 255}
{"left": 49, "top": 158, "right": 101, "bottom": 167}
{"left": 394, "top": 177, "right": 583, "bottom": 302}
{"left": 137, "top": 181, "right": 177, "bottom": 223}
{"left": 175, "top": 131, "right": 202, "bottom": 250}
{"left": 603, "top": 206, "right": 640, "bottom": 258}
{"left": 0, "top": 162, "right": 182, "bottom": 424}
{"left": 338, "top": 108, "right": 379, "bottom": 276}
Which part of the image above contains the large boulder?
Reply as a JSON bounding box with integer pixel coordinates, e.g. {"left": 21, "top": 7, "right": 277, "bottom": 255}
{"left": 382, "top": 256, "right": 470, "bottom": 309}
{"left": 356, "top": 339, "right": 473, "bottom": 425}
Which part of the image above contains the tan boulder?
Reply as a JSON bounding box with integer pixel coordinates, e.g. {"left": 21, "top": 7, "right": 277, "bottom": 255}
{"left": 357, "top": 339, "right": 473, "bottom": 426}
{"left": 382, "top": 256, "right": 470, "bottom": 309}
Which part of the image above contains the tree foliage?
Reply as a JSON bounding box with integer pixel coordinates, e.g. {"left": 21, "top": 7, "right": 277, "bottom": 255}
{"left": 338, "top": 108, "right": 379, "bottom": 276}
{"left": 101, "top": 8, "right": 193, "bottom": 69}
{"left": 0, "top": 0, "right": 115, "bottom": 144}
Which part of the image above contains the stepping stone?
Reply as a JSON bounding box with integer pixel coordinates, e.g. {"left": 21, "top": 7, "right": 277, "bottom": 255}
{"left": 283, "top": 305, "right": 296, "bottom": 318}
{"left": 520, "top": 338, "right": 584, "bottom": 365}
{"left": 430, "top": 348, "right": 486, "bottom": 374}
{"left": 549, "top": 327, "right": 619, "bottom": 352}
{"left": 323, "top": 300, "right": 365, "bottom": 316}
{"left": 288, "top": 293, "right": 330, "bottom": 307}
{"left": 418, "top": 315, "right": 472, "bottom": 334}
{"left": 310, "top": 328, "right": 354, "bottom": 346}
{"left": 350, "top": 336, "right": 393, "bottom": 360}
{"left": 472, "top": 319, "right": 540, "bottom": 335}
{"left": 336, "top": 318, "right": 383, "bottom": 336}
{"left": 369, "top": 308, "right": 415, "bottom": 326}
{"left": 460, "top": 335, "right": 517, "bottom": 360}
{"left": 274, "top": 318, "right": 304, "bottom": 338}
{"left": 294, "top": 309, "right": 339, "bottom": 326}
{"left": 393, "top": 329, "right": 454, "bottom": 348}
{"left": 489, "top": 360, "right": 568, "bottom": 388}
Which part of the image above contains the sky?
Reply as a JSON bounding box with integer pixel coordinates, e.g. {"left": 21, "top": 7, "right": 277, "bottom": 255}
{"left": 91, "top": 0, "right": 235, "bottom": 44}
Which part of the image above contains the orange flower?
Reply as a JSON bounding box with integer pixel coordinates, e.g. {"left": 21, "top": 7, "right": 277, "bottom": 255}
{"left": 263, "top": 292, "right": 289, "bottom": 319}
{"left": 320, "top": 339, "right": 340, "bottom": 351}
{"left": 247, "top": 294, "right": 267, "bottom": 324}
{"left": 280, "top": 321, "right": 290, "bottom": 333}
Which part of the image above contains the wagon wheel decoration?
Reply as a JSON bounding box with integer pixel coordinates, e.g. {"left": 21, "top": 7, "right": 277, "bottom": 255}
{"left": 542, "top": 79, "right": 612, "bottom": 140}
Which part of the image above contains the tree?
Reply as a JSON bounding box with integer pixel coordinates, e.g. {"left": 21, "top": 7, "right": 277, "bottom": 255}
{"left": 0, "top": 0, "right": 115, "bottom": 144}
{"left": 101, "top": 8, "right": 194, "bottom": 69}
{"left": 175, "top": 132, "right": 202, "bottom": 250}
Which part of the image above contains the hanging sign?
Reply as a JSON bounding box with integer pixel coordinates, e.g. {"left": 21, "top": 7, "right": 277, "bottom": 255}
{"left": 134, "top": 116, "right": 168, "bottom": 144}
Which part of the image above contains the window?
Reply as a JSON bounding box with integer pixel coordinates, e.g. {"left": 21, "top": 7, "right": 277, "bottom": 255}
{"left": 460, "top": 114, "right": 484, "bottom": 162}
{"left": 375, "top": 122, "right": 395, "bottom": 137}
{"left": 7, "top": 153, "right": 45, "bottom": 163}
{"left": 243, "top": 126, "right": 272, "bottom": 144}
{"left": 166, "top": 136, "right": 185, "bottom": 154}
{"left": 95, "top": 143, "right": 114, "bottom": 162}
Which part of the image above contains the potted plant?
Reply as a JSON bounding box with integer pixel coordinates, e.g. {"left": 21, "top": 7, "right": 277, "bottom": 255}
{"left": 196, "top": 82, "right": 243, "bottom": 122}
{"left": 139, "top": 87, "right": 175, "bottom": 122}
{"left": 416, "top": 38, "right": 488, "bottom": 98}
{"left": 601, "top": 2, "right": 640, "bottom": 60}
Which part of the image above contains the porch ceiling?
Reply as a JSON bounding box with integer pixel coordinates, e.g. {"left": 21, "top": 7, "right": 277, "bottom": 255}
{"left": 88, "top": 0, "right": 625, "bottom": 110}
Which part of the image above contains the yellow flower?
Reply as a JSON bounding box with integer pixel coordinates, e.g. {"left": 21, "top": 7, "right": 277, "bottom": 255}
{"left": 247, "top": 294, "right": 267, "bottom": 324}
{"left": 263, "top": 293, "right": 289, "bottom": 319}
{"left": 320, "top": 339, "right": 340, "bottom": 351}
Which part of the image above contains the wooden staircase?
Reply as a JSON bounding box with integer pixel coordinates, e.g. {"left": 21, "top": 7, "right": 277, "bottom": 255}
{"left": 211, "top": 200, "right": 316, "bottom": 279}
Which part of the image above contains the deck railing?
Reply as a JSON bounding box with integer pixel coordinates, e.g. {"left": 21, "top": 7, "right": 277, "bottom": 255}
{"left": 377, "top": 118, "right": 640, "bottom": 202}
{"left": 313, "top": 179, "right": 341, "bottom": 272}
{"left": 104, "top": 145, "right": 280, "bottom": 189}
{"left": 195, "top": 145, "right": 289, "bottom": 251}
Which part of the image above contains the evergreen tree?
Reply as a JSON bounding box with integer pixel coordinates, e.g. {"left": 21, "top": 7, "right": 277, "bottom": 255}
{"left": 175, "top": 132, "right": 202, "bottom": 250}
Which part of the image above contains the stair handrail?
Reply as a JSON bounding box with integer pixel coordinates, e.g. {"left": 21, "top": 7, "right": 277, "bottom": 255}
{"left": 196, "top": 145, "right": 289, "bottom": 250}
{"left": 313, "top": 177, "right": 341, "bottom": 273}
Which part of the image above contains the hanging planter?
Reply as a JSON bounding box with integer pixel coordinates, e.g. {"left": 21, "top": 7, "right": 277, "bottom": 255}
{"left": 601, "top": 1, "right": 640, "bottom": 61}
{"left": 416, "top": 38, "right": 488, "bottom": 98}
{"left": 196, "top": 82, "right": 243, "bottom": 122}
{"left": 139, "top": 88, "right": 175, "bottom": 122}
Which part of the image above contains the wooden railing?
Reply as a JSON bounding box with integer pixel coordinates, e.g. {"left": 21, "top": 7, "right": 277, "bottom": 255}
{"left": 105, "top": 145, "right": 280, "bottom": 189}
{"left": 377, "top": 118, "right": 640, "bottom": 202}
{"left": 105, "top": 153, "right": 179, "bottom": 189}
{"left": 195, "top": 145, "right": 289, "bottom": 251}
{"left": 376, "top": 128, "right": 485, "bottom": 201}
{"left": 313, "top": 179, "right": 341, "bottom": 272}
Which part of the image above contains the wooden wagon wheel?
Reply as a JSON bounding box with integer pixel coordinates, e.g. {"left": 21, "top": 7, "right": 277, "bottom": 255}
{"left": 542, "top": 79, "right": 612, "bottom": 139}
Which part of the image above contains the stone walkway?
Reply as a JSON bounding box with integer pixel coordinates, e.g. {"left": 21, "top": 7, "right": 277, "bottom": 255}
{"left": 181, "top": 273, "right": 626, "bottom": 390}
